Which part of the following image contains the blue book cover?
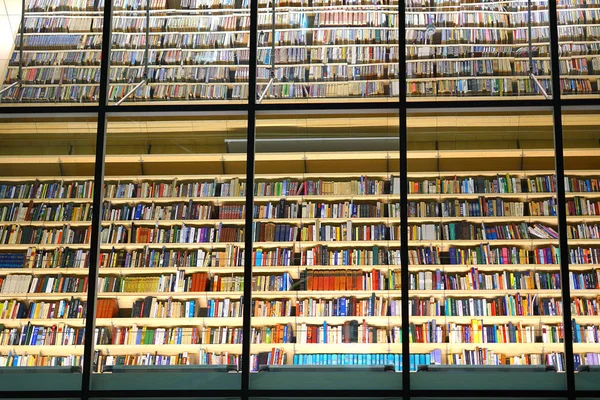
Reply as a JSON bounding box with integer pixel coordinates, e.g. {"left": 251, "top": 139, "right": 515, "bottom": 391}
{"left": 30, "top": 326, "right": 39, "bottom": 346}
{"left": 386, "top": 354, "right": 394, "bottom": 367}
{"left": 409, "top": 354, "right": 415, "bottom": 371}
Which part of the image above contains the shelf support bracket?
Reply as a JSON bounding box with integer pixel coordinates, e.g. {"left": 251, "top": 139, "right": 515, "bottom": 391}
{"left": 0, "top": 81, "right": 19, "bottom": 96}
{"left": 115, "top": 0, "right": 151, "bottom": 106}
{"left": 257, "top": 0, "right": 277, "bottom": 104}
{"left": 527, "top": 0, "right": 550, "bottom": 99}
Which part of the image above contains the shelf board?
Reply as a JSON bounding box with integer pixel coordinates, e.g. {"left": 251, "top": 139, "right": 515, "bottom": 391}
{"left": 0, "top": 237, "right": 593, "bottom": 252}
{"left": 7, "top": 215, "right": 600, "bottom": 228}
{"left": 3, "top": 263, "right": 595, "bottom": 278}
{"left": 3, "top": 191, "right": 600, "bottom": 205}
{"left": 0, "top": 289, "right": 585, "bottom": 307}
{"left": 4, "top": 314, "right": 596, "bottom": 329}
{"left": 0, "top": 342, "right": 596, "bottom": 357}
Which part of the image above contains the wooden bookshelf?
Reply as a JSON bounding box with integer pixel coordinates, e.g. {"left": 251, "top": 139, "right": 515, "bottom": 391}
{"left": 1, "top": 148, "right": 600, "bottom": 371}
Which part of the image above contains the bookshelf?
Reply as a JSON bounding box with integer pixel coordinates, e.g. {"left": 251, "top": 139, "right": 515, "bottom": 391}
{"left": 0, "top": 148, "right": 598, "bottom": 372}
{"left": 3, "top": 0, "right": 600, "bottom": 102}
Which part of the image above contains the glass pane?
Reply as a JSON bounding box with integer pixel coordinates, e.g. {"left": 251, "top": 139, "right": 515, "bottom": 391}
{"left": 0, "top": 113, "right": 97, "bottom": 390}
{"left": 561, "top": 107, "right": 600, "bottom": 388}
{"left": 256, "top": 0, "right": 400, "bottom": 102}
{"left": 91, "top": 112, "right": 246, "bottom": 392}
{"left": 108, "top": 0, "right": 249, "bottom": 104}
{"left": 250, "top": 111, "right": 402, "bottom": 390}
{"left": 406, "top": 0, "right": 552, "bottom": 100}
{"left": 557, "top": 0, "right": 599, "bottom": 97}
{"left": 0, "top": 0, "right": 102, "bottom": 104}
{"left": 0, "top": 0, "right": 22, "bottom": 103}
{"left": 407, "top": 108, "right": 566, "bottom": 391}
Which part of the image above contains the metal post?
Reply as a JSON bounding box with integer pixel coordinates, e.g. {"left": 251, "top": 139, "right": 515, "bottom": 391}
{"left": 241, "top": 0, "right": 259, "bottom": 396}
{"left": 257, "top": 0, "right": 276, "bottom": 103}
{"left": 114, "top": 79, "right": 146, "bottom": 105}
{"left": 0, "top": 81, "right": 18, "bottom": 96}
{"left": 399, "top": 1, "right": 409, "bottom": 398}
{"left": 81, "top": 0, "right": 113, "bottom": 398}
{"left": 527, "top": 0, "right": 549, "bottom": 99}
{"left": 143, "top": 0, "right": 150, "bottom": 81}
{"left": 547, "top": 0, "right": 575, "bottom": 397}
{"left": 528, "top": 0, "right": 533, "bottom": 75}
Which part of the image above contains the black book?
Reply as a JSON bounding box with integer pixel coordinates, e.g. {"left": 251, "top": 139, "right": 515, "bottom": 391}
{"left": 142, "top": 296, "right": 153, "bottom": 318}
{"left": 279, "top": 199, "right": 286, "bottom": 219}
{"left": 349, "top": 320, "right": 359, "bottom": 343}
{"left": 20, "top": 226, "right": 33, "bottom": 244}
{"left": 197, "top": 307, "right": 208, "bottom": 317}
{"left": 257, "top": 351, "right": 270, "bottom": 366}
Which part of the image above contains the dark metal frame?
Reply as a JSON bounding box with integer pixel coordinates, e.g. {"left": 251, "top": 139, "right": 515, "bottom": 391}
{"left": 0, "top": 0, "right": 597, "bottom": 398}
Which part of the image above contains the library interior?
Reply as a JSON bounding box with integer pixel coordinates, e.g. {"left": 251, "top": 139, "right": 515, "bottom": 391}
{"left": 0, "top": 0, "right": 600, "bottom": 399}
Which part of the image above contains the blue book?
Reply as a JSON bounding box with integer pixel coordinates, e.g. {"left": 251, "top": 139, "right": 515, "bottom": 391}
{"left": 409, "top": 354, "right": 415, "bottom": 371}
{"left": 387, "top": 354, "right": 394, "bottom": 367}
{"left": 136, "top": 327, "right": 143, "bottom": 344}
{"left": 30, "top": 326, "right": 39, "bottom": 346}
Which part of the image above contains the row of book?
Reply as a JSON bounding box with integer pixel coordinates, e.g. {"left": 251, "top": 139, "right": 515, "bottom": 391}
{"left": 1, "top": 292, "right": 594, "bottom": 320}
{"left": 21, "top": 0, "right": 600, "bottom": 12}
{"left": 1, "top": 267, "right": 599, "bottom": 295}
{"left": 25, "top": 0, "right": 168, "bottom": 12}
{"left": 3, "top": 242, "right": 598, "bottom": 269}
{"left": 7, "top": 78, "right": 595, "bottom": 102}
{"left": 1, "top": 349, "right": 599, "bottom": 371}
{"left": 6, "top": 60, "right": 598, "bottom": 87}
{"left": 0, "top": 293, "right": 596, "bottom": 319}
{"left": 3, "top": 196, "right": 599, "bottom": 224}
{"left": 1, "top": 174, "right": 597, "bottom": 201}
{"left": 0, "top": 324, "right": 85, "bottom": 346}
{"left": 16, "top": 44, "right": 600, "bottom": 68}
{"left": 20, "top": 14, "right": 600, "bottom": 37}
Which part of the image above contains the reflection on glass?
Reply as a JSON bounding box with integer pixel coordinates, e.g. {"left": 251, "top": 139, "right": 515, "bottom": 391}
{"left": 108, "top": 0, "right": 250, "bottom": 104}
{"left": 406, "top": 0, "right": 552, "bottom": 99}
{"left": 407, "top": 110, "right": 568, "bottom": 386}
{"left": 0, "top": 0, "right": 102, "bottom": 104}
{"left": 250, "top": 112, "right": 402, "bottom": 387}
{"left": 257, "top": 0, "right": 400, "bottom": 101}
{"left": 557, "top": 1, "right": 600, "bottom": 97}
{"left": 0, "top": 115, "right": 97, "bottom": 374}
